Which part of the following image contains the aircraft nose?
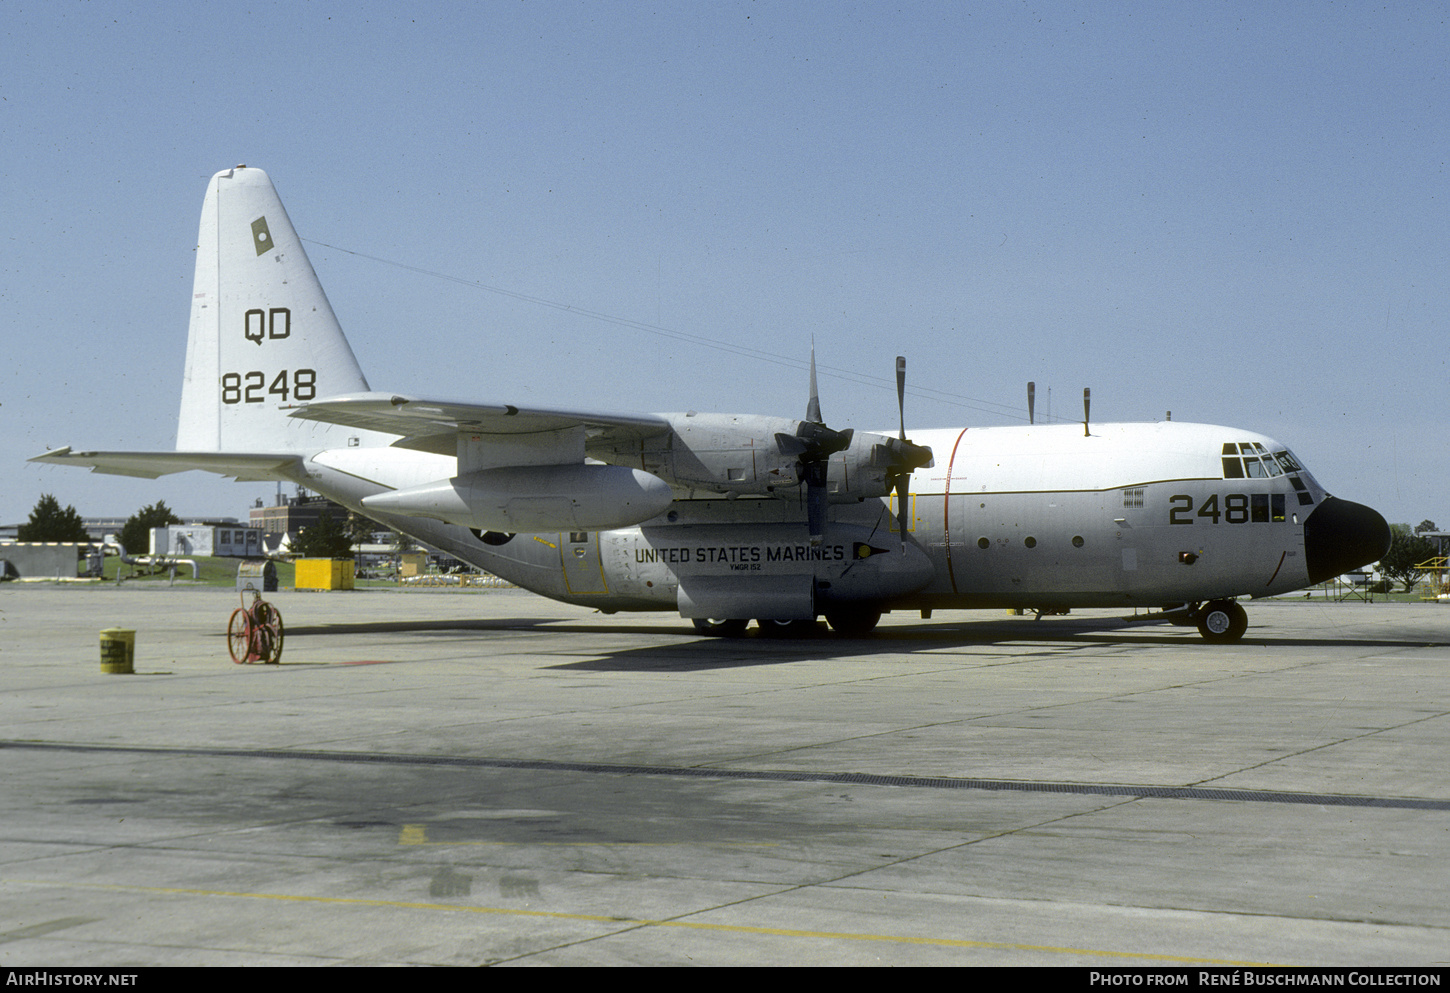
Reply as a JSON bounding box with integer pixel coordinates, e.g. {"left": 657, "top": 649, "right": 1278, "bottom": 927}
{"left": 1303, "top": 496, "right": 1392, "bottom": 585}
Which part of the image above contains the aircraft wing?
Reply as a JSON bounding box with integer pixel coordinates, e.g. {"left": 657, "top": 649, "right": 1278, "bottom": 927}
{"left": 289, "top": 392, "right": 673, "bottom": 446}
{"left": 28, "top": 448, "right": 304, "bottom": 482}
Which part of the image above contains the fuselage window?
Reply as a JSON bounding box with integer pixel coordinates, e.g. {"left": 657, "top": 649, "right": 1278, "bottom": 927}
{"left": 1251, "top": 494, "right": 1287, "bottom": 523}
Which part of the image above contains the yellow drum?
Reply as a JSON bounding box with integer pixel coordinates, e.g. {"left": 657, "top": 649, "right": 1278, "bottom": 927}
{"left": 99, "top": 628, "right": 135, "bottom": 674}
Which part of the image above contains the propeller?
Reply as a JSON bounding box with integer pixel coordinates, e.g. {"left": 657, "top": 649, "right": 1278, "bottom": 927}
{"left": 885, "top": 355, "right": 933, "bottom": 541}
{"left": 775, "top": 346, "right": 853, "bottom": 545}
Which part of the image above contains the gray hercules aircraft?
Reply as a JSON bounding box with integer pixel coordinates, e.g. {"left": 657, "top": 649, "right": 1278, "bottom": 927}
{"left": 33, "top": 166, "right": 1391, "bottom": 641}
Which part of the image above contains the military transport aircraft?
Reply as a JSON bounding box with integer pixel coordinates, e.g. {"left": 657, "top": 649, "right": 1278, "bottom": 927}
{"left": 32, "top": 166, "right": 1391, "bottom": 642}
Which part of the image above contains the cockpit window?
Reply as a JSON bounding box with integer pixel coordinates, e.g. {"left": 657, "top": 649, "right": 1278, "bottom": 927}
{"left": 1222, "top": 443, "right": 1243, "bottom": 478}
{"left": 1222, "top": 442, "right": 1296, "bottom": 480}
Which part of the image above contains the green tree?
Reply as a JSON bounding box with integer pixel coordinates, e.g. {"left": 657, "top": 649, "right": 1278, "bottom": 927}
{"left": 290, "top": 512, "right": 356, "bottom": 559}
{"left": 17, "top": 494, "right": 89, "bottom": 542}
{"left": 345, "top": 512, "right": 379, "bottom": 548}
{"left": 1379, "top": 523, "right": 1438, "bottom": 593}
{"left": 390, "top": 528, "right": 417, "bottom": 554}
{"left": 118, "top": 500, "right": 182, "bottom": 555}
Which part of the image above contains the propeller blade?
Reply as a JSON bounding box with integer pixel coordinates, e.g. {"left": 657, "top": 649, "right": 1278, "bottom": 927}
{"left": 806, "top": 343, "right": 823, "bottom": 425}
{"left": 774, "top": 432, "right": 809, "bottom": 458}
{"left": 894, "top": 356, "right": 913, "bottom": 539}
{"left": 895, "top": 477, "right": 910, "bottom": 540}
{"left": 896, "top": 355, "right": 907, "bottom": 440}
{"left": 805, "top": 460, "right": 829, "bottom": 542}
{"left": 778, "top": 421, "right": 853, "bottom": 459}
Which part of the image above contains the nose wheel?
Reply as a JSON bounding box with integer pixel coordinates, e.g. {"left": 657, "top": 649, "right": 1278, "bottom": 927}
{"left": 1196, "top": 599, "right": 1248, "bottom": 643}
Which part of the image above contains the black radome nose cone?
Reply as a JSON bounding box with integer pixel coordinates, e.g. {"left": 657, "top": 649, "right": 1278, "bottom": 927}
{"left": 1304, "top": 496, "right": 1393, "bottom": 585}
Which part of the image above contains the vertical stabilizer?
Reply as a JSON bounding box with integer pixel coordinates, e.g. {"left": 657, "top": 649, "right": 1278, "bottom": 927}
{"left": 177, "top": 166, "right": 370, "bottom": 452}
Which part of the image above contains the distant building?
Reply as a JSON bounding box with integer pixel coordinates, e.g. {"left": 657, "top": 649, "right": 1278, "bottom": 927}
{"left": 152, "top": 524, "right": 263, "bottom": 558}
{"left": 250, "top": 492, "right": 350, "bottom": 541}
{"left": 0, "top": 517, "right": 243, "bottom": 546}
{"left": 0, "top": 542, "right": 92, "bottom": 579}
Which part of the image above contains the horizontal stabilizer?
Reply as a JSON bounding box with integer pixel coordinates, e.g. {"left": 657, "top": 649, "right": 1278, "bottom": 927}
{"left": 29, "top": 447, "right": 302, "bottom": 482}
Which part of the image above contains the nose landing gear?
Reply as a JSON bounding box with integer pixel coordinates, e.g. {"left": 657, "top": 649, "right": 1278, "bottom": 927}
{"left": 1195, "top": 599, "right": 1248, "bottom": 643}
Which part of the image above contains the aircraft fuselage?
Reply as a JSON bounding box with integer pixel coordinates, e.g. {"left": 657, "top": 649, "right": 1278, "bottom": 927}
{"left": 293, "top": 419, "right": 1380, "bottom": 625}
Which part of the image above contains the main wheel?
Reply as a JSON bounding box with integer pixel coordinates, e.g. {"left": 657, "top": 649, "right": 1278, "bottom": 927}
{"left": 1196, "top": 600, "right": 1248, "bottom": 643}
{"left": 756, "top": 618, "right": 818, "bottom": 638}
{"left": 227, "top": 608, "right": 252, "bottom": 663}
{"left": 824, "top": 608, "right": 882, "bottom": 637}
{"left": 692, "top": 618, "right": 748, "bottom": 638}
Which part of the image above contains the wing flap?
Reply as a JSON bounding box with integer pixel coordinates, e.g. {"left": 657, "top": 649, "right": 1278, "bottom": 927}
{"left": 290, "top": 392, "right": 671, "bottom": 444}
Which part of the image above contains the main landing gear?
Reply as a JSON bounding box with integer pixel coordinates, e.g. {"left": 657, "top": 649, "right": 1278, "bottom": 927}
{"left": 691, "top": 609, "right": 884, "bottom": 639}
{"left": 691, "top": 618, "right": 749, "bottom": 638}
{"left": 692, "top": 602, "right": 1252, "bottom": 642}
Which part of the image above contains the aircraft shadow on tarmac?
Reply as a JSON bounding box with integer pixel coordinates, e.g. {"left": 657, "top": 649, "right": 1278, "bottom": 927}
{"left": 285, "top": 617, "right": 560, "bottom": 637}
{"left": 548, "top": 622, "right": 1449, "bottom": 672}
{"left": 285, "top": 613, "right": 1447, "bottom": 672}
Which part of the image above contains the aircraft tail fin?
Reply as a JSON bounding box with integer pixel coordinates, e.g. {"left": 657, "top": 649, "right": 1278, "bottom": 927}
{"left": 177, "top": 165, "right": 372, "bottom": 453}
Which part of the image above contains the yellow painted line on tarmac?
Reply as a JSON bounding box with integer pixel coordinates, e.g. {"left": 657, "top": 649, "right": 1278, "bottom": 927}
{"left": 397, "top": 824, "right": 777, "bottom": 847}
{"left": 7, "top": 878, "right": 1277, "bottom": 965}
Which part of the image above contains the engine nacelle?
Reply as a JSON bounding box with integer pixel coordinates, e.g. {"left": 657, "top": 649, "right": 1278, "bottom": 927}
{"left": 823, "top": 431, "right": 902, "bottom": 503}
{"left": 651, "top": 412, "right": 805, "bottom": 495}
{"left": 592, "top": 413, "right": 930, "bottom": 503}
{"left": 361, "top": 464, "right": 674, "bottom": 532}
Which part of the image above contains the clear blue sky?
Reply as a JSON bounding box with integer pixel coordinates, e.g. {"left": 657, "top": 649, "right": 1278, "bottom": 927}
{"left": 5, "top": 1, "right": 1446, "bottom": 528}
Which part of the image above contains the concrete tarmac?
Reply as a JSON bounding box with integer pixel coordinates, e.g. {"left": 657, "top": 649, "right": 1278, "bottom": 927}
{"left": 1, "top": 583, "right": 1448, "bottom": 967}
